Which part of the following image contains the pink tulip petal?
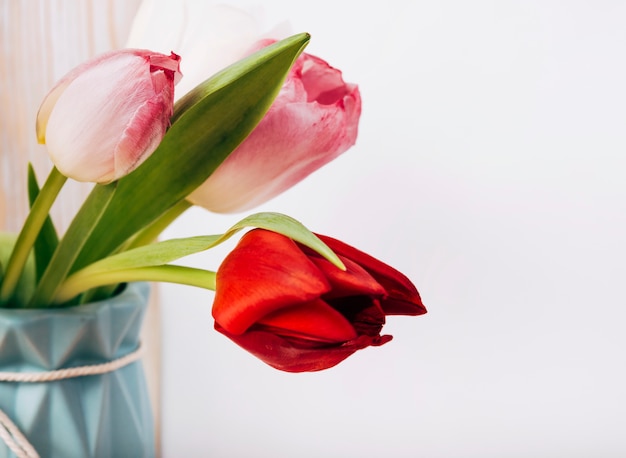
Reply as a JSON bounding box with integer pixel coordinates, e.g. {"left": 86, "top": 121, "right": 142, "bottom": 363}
{"left": 45, "top": 54, "right": 142, "bottom": 181}
{"left": 300, "top": 53, "right": 353, "bottom": 105}
{"left": 39, "top": 49, "right": 180, "bottom": 183}
{"left": 213, "top": 229, "right": 331, "bottom": 335}
{"left": 188, "top": 43, "right": 361, "bottom": 213}
{"left": 113, "top": 91, "right": 170, "bottom": 180}
{"left": 149, "top": 52, "right": 183, "bottom": 85}
{"left": 36, "top": 51, "right": 129, "bottom": 143}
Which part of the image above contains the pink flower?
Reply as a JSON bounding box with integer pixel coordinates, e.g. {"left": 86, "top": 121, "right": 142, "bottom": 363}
{"left": 213, "top": 229, "right": 426, "bottom": 372}
{"left": 188, "top": 39, "right": 362, "bottom": 213}
{"left": 36, "top": 49, "right": 182, "bottom": 183}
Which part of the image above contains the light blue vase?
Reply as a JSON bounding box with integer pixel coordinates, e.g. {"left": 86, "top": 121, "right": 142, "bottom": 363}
{"left": 0, "top": 282, "right": 155, "bottom": 458}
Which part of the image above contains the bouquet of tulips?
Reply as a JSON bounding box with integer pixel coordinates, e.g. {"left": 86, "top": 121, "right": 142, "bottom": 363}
{"left": 0, "top": 30, "right": 426, "bottom": 372}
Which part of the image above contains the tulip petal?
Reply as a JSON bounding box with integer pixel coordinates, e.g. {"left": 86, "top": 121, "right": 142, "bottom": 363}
{"left": 257, "top": 298, "right": 357, "bottom": 343}
{"left": 214, "top": 322, "right": 392, "bottom": 373}
{"left": 41, "top": 50, "right": 181, "bottom": 183}
{"left": 114, "top": 89, "right": 171, "bottom": 180}
{"left": 213, "top": 229, "right": 330, "bottom": 335}
{"left": 188, "top": 45, "right": 361, "bottom": 213}
{"left": 328, "top": 296, "right": 387, "bottom": 338}
{"left": 300, "top": 53, "right": 354, "bottom": 105}
{"left": 318, "top": 234, "right": 427, "bottom": 316}
{"left": 36, "top": 51, "right": 130, "bottom": 143}
{"left": 305, "top": 250, "right": 386, "bottom": 299}
{"left": 128, "top": 2, "right": 263, "bottom": 99}
{"left": 36, "top": 78, "right": 73, "bottom": 144}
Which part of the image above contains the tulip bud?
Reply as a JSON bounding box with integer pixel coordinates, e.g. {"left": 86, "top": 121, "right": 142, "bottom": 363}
{"left": 212, "top": 229, "right": 426, "bottom": 372}
{"left": 188, "top": 40, "right": 361, "bottom": 213}
{"left": 36, "top": 49, "right": 182, "bottom": 183}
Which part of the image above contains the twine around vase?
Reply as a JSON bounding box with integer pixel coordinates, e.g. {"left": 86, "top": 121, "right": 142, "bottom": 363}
{"left": 0, "top": 343, "right": 145, "bottom": 458}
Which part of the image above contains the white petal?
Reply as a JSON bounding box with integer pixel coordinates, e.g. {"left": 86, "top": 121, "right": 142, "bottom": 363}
{"left": 127, "top": 1, "right": 291, "bottom": 99}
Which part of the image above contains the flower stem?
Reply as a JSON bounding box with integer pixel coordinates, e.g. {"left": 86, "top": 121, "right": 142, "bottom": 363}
{"left": 76, "top": 199, "right": 193, "bottom": 304}
{"left": 124, "top": 199, "right": 192, "bottom": 250}
{"left": 26, "top": 181, "right": 117, "bottom": 308}
{"left": 54, "top": 265, "right": 216, "bottom": 305}
{"left": 0, "top": 167, "right": 67, "bottom": 305}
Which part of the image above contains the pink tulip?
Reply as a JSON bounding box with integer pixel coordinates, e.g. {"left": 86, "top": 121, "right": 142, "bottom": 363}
{"left": 36, "top": 49, "right": 182, "bottom": 183}
{"left": 188, "top": 39, "right": 362, "bottom": 213}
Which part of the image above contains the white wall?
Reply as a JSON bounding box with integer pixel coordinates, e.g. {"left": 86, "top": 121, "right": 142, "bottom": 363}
{"left": 159, "top": 1, "right": 626, "bottom": 456}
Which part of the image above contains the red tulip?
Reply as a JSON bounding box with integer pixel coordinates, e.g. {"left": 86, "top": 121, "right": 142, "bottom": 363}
{"left": 188, "top": 39, "right": 362, "bottom": 213}
{"left": 36, "top": 49, "right": 182, "bottom": 183}
{"left": 212, "top": 229, "right": 426, "bottom": 372}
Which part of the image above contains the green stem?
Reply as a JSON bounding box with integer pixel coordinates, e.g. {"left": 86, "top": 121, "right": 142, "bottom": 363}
{"left": 0, "top": 167, "right": 67, "bottom": 305}
{"left": 124, "top": 199, "right": 192, "bottom": 250}
{"left": 54, "top": 265, "right": 216, "bottom": 305}
{"left": 77, "top": 199, "right": 193, "bottom": 304}
{"left": 26, "top": 182, "right": 117, "bottom": 309}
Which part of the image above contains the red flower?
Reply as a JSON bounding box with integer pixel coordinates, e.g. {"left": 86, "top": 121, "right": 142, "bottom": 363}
{"left": 212, "top": 229, "right": 426, "bottom": 372}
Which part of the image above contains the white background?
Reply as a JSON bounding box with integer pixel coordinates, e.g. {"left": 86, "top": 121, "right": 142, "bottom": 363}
{"left": 157, "top": 1, "right": 626, "bottom": 456}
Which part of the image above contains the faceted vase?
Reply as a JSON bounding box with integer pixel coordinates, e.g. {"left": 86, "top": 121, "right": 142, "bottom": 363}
{"left": 0, "top": 282, "right": 155, "bottom": 458}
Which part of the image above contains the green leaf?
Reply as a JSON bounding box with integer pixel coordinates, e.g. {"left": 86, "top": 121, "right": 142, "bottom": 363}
{"left": 27, "top": 164, "right": 59, "bottom": 282}
{"left": 86, "top": 211, "right": 343, "bottom": 275}
{"left": 122, "top": 199, "right": 192, "bottom": 250}
{"left": 71, "top": 33, "right": 311, "bottom": 274}
{"left": 0, "top": 233, "right": 35, "bottom": 308}
{"left": 26, "top": 182, "right": 117, "bottom": 308}
{"left": 0, "top": 167, "right": 67, "bottom": 306}
{"left": 228, "top": 212, "right": 345, "bottom": 269}
{"left": 55, "top": 212, "right": 343, "bottom": 304}
{"left": 72, "top": 235, "right": 222, "bottom": 278}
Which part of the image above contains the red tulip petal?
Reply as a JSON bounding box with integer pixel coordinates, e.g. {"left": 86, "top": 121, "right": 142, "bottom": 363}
{"left": 305, "top": 250, "right": 386, "bottom": 299}
{"left": 214, "top": 322, "right": 393, "bottom": 373}
{"left": 213, "top": 230, "right": 331, "bottom": 335}
{"left": 257, "top": 298, "right": 357, "bottom": 343}
{"left": 328, "top": 297, "right": 386, "bottom": 338}
{"left": 317, "top": 234, "right": 427, "bottom": 316}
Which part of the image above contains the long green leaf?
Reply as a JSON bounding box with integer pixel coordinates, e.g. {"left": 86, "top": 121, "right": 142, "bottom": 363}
{"left": 56, "top": 212, "right": 344, "bottom": 304}
{"left": 70, "top": 235, "right": 221, "bottom": 276}
{"left": 0, "top": 167, "right": 66, "bottom": 305}
{"left": 81, "top": 212, "right": 343, "bottom": 276}
{"left": 26, "top": 183, "right": 117, "bottom": 308}
{"left": 227, "top": 213, "right": 345, "bottom": 268}
{"left": 71, "top": 33, "right": 311, "bottom": 274}
{"left": 0, "top": 231, "right": 36, "bottom": 308}
{"left": 27, "top": 164, "right": 59, "bottom": 282}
